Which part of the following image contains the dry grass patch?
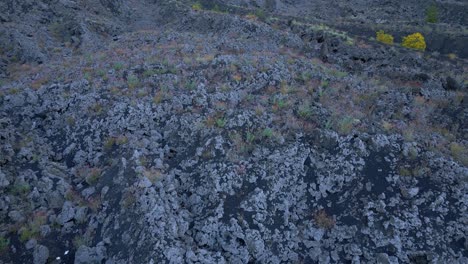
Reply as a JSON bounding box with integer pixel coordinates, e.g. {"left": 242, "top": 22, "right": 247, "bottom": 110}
{"left": 314, "top": 210, "right": 335, "bottom": 229}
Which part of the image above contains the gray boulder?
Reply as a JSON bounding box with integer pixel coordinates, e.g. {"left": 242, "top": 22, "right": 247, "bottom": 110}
{"left": 33, "top": 245, "right": 49, "bottom": 264}
{"left": 74, "top": 243, "right": 107, "bottom": 264}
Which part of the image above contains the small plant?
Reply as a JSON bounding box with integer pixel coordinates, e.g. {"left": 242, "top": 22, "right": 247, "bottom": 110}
{"left": 246, "top": 132, "right": 256, "bottom": 143}
{"left": 127, "top": 75, "right": 139, "bottom": 89}
{"left": 0, "top": 235, "right": 9, "bottom": 252}
{"left": 113, "top": 62, "right": 124, "bottom": 71}
{"left": 262, "top": 128, "right": 274, "bottom": 138}
{"left": 450, "top": 142, "right": 468, "bottom": 166}
{"left": 192, "top": 2, "right": 203, "bottom": 11}
{"left": 330, "top": 70, "right": 348, "bottom": 78}
{"left": 447, "top": 53, "right": 457, "bottom": 60}
{"left": 320, "top": 80, "right": 329, "bottom": 88}
{"left": 104, "top": 137, "right": 116, "bottom": 150}
{"left": 426, "top": 4, "right": 438, "bottom": 23}
{"left": 19, "top": 211, "right": 47, "bottom": 242}
{"left": 143, "top": 69, "right": 156, "bottom": 78}
{"left": 10, "top": 183, "right": 31, "bottom": 196}
{"left": 205, "top": 116, "right": 216, "bottom": 127}
{"left": 298, "top": 103, "right": 313, "bottom": 119}
{"left": 122, "top": 190, "right": 137, "bottom": 209}
{"left": 314, "top": 210, "right": 335, "bottom": 229}
{"left": 220, "top": 84, "right": 231, "bottom": 92}
{"left": 336, "top": 116, "right": 354, "bottom": 135}
{"left": 89, "top": 103, "right": 104, "bottom": 115}
{"left": 73, "top": 236, "right": 87, "bottom": 249}
{"left": 376, "top": 30, "right": 394, "bottom": 45}
{"left": 31, "top": 77, "right": 50, "bottom": 90}
{"left": 255, "top": 8, "right": 267, "bottom": 21}
{"left": 19, "top": 225, "right": 39, "bottom": 242}
{"left": 402, "top": 33, "right": 426, "bottom": 51}
{"left": 185, "top": 81, "right": 196, "bottom": 90}
{"left": 215, "top": 118, "right": 226, "bottom": 128}
{"left": 399, "top": 167, "right": 413, "bottom": 177}
{"left": 272, "top": 98, "right": 287, "bottom": 111}
{"left": 86, "top": 74, "right": 97, "bottom": 85}
{"left": 153, "top": 90, "right": 165, "bottom": 104}
{"left": 232, "top": 74, "right": 242, "bottom": 82}
{"left": 85, "top": 168, "right": 102, "bottom": 185}
{"left": 212, "top": 4, "right": 222, "bottom": 13}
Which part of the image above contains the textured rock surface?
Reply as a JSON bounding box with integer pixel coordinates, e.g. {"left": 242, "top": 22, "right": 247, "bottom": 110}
{"left": 0, "top": 0, "right": 467, "bottom": 263}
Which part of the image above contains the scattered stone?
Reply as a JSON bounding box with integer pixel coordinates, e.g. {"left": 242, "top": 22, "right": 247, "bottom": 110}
{"left": 74, "top": 244, "right": 107, "bottom": 264}
{"left": 57, "top": 201, "right": 76, "bottom": 225}
{"left": 0, "top": 170, "right": 9, "bottom": 187}
{"left": 8, "top": 210, "right": 25, "bottom": 223}
{"left": 443, "top": 76, "right": 461, "bottom": 91}
{"left": 33, "top": 245, "right": 49, "bottom": 264}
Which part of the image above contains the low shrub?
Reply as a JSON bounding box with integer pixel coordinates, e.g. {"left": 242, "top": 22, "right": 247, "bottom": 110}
{"left": 376, "top": 30, "right": 394, "bottom": 45}
{"left": 402, "top": 33, "right": 426, "bottom": 51}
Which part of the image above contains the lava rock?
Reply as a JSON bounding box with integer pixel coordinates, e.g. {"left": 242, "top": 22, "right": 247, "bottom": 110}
{"left": 443, "top": 76, "right": 461, "bottom": 91}
{"left": 33, "top": 245, "right": 49, "bottom": 264}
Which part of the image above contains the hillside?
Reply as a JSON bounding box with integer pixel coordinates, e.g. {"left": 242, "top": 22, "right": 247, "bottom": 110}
{"left": 0, "top": 1, "right": 467, "bottom": 263}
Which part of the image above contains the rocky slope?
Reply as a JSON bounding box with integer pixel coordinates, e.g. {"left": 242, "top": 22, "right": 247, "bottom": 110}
{"left": 0, "top": 0, "right": 467, "bottom": 263}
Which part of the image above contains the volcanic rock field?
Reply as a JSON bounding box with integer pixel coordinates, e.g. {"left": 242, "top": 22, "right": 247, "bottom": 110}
{"left": 0, "top": 0, "right": 467, "bottom": 263}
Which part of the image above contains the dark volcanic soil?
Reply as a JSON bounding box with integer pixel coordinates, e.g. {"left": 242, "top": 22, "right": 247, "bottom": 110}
{"left": 0, "top": 0, "right": 467, "bottom": 263}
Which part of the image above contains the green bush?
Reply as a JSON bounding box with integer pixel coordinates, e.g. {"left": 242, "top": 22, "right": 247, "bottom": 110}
{"left": 192, "top": 2, "right": 202, "bottom": 11}
{"left": 426, "top": 4, "right": 438, "bottom": 23}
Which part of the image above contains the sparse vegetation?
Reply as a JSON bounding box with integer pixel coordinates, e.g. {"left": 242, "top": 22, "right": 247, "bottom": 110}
{"left": 1, "top": 0, "right": 466, "bottom": 261}
{"left": 19, "top": 212, "right": 47, "bottom": 242}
